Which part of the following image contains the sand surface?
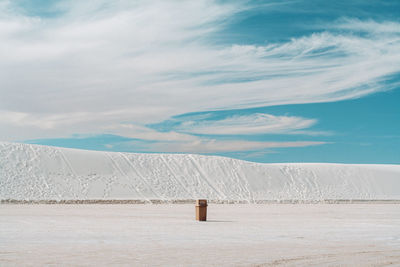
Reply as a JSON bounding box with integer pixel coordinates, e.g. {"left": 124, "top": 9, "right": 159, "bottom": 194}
{"left": 1, "top": 204, "right": 399, "bottom": 266}
{"left": 2, "top": 142, "right": 400, "bottom": 201}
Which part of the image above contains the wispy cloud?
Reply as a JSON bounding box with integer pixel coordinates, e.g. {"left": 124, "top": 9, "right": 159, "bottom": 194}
{"left": 0, "top": 0, "right": 399, "bottom": 153}
{"left": 332, "top": 18, "right": 400, "bottom": 34}
{"left": 131, "top": 139, "right": 327, "bottom": 154}
{"left": 107, "top": 124, "right": 198, "bottom": 142}
{"left": 167, "top": 113, "right": 320, "bottom": 135}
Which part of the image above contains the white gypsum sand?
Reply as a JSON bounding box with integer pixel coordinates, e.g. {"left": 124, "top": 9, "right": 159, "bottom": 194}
{"left": 0, "top": 142, "right": 399, "bottom": 201}
{"left": 0, "top": 204, "right": 399, "bottom": 266}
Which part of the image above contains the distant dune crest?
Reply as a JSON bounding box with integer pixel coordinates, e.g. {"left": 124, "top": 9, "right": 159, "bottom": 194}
{"left": 1, "top": 142, "right": 399, "bottom": 202}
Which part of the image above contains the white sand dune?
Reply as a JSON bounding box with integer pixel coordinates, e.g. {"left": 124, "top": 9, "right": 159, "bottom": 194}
{"left": 0, "top": 142, "right": 399, "bottom": 201}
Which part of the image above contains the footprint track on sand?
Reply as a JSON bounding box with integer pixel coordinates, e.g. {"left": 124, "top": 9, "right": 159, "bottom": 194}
{"left": 1, "top": 142, "right": 400, "bottom": 201}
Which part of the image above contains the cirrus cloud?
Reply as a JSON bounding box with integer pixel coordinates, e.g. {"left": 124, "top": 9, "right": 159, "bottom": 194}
{"left": 0, "top": 0, "right": 399, "bottom": 154}
{"left": 168, "top": 113, "right": 320, "bottom": 135}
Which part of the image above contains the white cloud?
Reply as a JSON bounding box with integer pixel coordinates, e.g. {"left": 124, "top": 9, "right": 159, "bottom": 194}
{"left": 135, "top": 139, "right": 327, "bottom": 153}
{"left": 0, "top": 108, "right": 172, "bottom": 140}
{"left": 101, "top": 123, "right": 328, "bottom": 153}
{"left": 174, "top": 113, "right": 319, "bottom": 135}
{"left": 106, "top": 123, "right": 198, "bottom": 142}
{"left": 79, "top": 121, "right": 326, "bottom": 153}
{"left": 333, "top": 18, "right": 400, "bottom": 34}
{"left": 0, "top": 1, "right": 399, "bottom": 150}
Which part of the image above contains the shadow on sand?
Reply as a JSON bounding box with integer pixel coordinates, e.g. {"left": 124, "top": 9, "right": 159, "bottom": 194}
{"left": 204, "top": 220, "right": 234, "bottom": 223}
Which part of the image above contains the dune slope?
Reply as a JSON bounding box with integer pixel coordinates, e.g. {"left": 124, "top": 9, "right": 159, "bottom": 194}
{"left": 0, "top": 142, "right": 399, "bottom": 201}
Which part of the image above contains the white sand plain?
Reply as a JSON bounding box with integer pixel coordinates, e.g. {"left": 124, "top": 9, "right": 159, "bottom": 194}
{"left": 1, "top": 204, "right": 399, "bottom": 266}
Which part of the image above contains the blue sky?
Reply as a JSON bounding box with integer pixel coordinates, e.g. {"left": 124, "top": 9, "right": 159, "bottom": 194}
{"left": 1, "top": 0, "right": 399, "bottom": 163}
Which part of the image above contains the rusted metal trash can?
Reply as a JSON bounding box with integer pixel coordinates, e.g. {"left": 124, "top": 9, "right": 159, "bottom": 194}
{"left": 196, "top": 199, "right": 207, "bottom": 221}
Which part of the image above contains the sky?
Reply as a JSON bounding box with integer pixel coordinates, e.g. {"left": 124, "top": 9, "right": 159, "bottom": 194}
{"left": 0, "top": 0, "right": 399, "bottom": 163}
